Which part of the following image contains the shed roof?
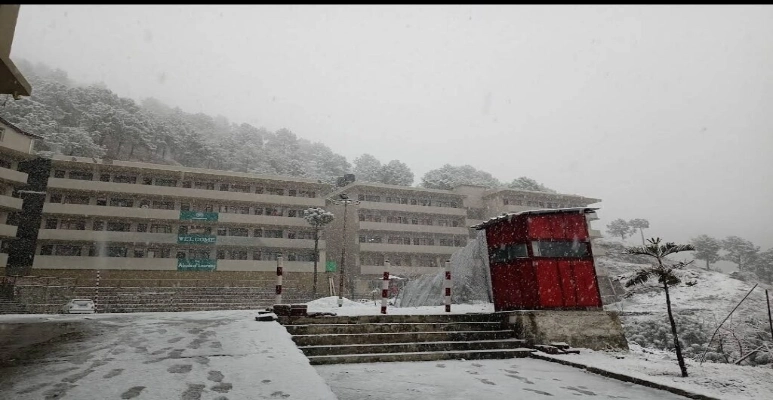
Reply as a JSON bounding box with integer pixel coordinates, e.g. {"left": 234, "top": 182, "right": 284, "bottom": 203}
{"left": 471, "top": 207, "right": 599, "bottom": 230}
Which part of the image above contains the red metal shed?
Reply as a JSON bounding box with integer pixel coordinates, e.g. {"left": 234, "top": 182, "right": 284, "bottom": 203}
{"left": 473, "top": 207, "right": 603, "bottom": 312}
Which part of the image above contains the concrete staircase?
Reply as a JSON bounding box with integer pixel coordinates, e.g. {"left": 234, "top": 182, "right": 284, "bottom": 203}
{"left": 280, "top": 313, "right": 535, "bottom": 365}
{"left": 0, "top": 297, "right": 27, "bottom": 314}
{"left": 71, "top": 286, "right": 313, "bottom": 313}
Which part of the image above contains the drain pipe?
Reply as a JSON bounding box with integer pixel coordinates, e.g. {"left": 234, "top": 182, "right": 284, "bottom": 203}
{"left": 381, "top": 261, "right": 390, "bottom": 314}
{"left": 444, "top": 260, "right": 451, "bottom": 312}
{"left": 275, "top": 256, "right": 283, "bottom": 305}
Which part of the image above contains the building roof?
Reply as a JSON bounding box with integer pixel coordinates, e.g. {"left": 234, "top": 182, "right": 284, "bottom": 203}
{"left": 471, "top": 207, "right": 599, "bottom": 230}
{"left": 48, "top": 154, "right": 333, "bottom": 187}
{"left": 482, "top": 187, "right": 601, "bottom": 203}
{"left": 0, "top": 115, "right": 43, "bottom": 139}
{"left": 329, "top": 181, "right": 467, "bottom": 198}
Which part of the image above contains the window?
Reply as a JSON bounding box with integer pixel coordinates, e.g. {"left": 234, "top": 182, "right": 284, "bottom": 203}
{"left": 148, "top": 248, "right": 170, "bottom": 258}
{"left": 109, "top": 198, "right": 134, "bottom": 207}
{"left": 99, "top": 174, "right": 111, "bottom": 182}
{"left": 254, "top": 186, "right": 264, "bottom": 194}
{"left": 230, "top": 250, "right": 248, "bottom": 260}
{"left": 176, "top": 251, "right": 186, "bottom": 259}
{"left": 0, "top": 127, "right": 4, "bottom": 141}
{"left": 232, "top": 184, "right": 250, "bottom": 193}
{"left": 358, "top": 194, "right": 365, "bottom": 201}
{"left": 65, "top": 195, "right": 90, "bottom": 205}
{"left": 253, "top": 229, "right": 263, "bottom": 237}
{"left": 113, "top": 175, "right": 137, "bottom": 184}
{"left": 254, "top": 207, "right": 264, "bottom": 215}
{"left": 54, "top": 245, "right": 83, "bottom": 256}
{"left": 296, "top": 231, "right": 314, "bottom": 240}
{"left": 182, "top": 181, "right": 192, "bottom": 188}
{"left": 288, "top": 231, "right": 296, "bottom": 239}
{"left": 217, "top": 250, "right": 225, "bottom": 259}
{"left": 49, "top": 194, "right": 63, "bottom": 203}
{"left": 0, "top": 159, "right": 10, "bottom": 170}
{"left": 365, "top": 195, "right": 380, "bottom": 202}
{"left": 288, "top": 189, "right": 297, "bottom": 197}
{"left": 106, "top": 221, "right": 132, "bottom": 232}
{"left": 45, "top": 219, "right": 58, "bottom": 229}
{"left": 96, "top": 197, "right": 107, "bottom": 206}
{"left": 137, "top": 223, "right": 148, "bottom": 232}
{"left": 155, "top": 178, "right": 177, "bottom": 187}
{"left": 288, "top": 209, "right": 297, "bottom": 218}
{"left": 54, "top": 170, "right": 66, "bottom": 178}
{"left": 265, "top": 207, "right": 283, "bottom": 217}
{"left": 152, "top": 200, "right": 175, "bottom": 210}
{"left": 439, "top": 238, "right": 454, "bottom": 246}
{"left": 40, "top": 245, "right": 54, "bottom": 255}
{"left": 239, "top": 206, "right": 250, "bottom": 214}
{"left": 107, "top": 247, "right": 128, "bottom": 257}
{"left": 93, "top": 220, "right": 105, "bottom": 231}
{"left": 413, "top": 238, "right": 434, "bottom": 246}
{"left": 88, "top": 246, "right": 97, "bottom": 257}
{"left": 531, "top": 241, "right": 591, "bottom": 258}
{"left": 133, "top": 249, "right": 145, "bottom": 258}
{"left": 438, "top": 220, "right": 449, "bottom": 227}
{"left": 204, "top": 204, "right": 214, "bottom": 212}
{"left": 150, "top": 224, "right": 172, "bottom": 233}
{"left": 299, "top": 190, "right": 315, "bottom": 198}
{"left": 220, "top": 183, "right": 229, "bottom": 191}
{"left": 178, "top": 225, "right": 188, "bottom": 234}
{"left": 195, "top": 181, "right": 215, "bottom": 190}
{"left": 229, "top": 227, "right": 248, "bottom": 237}
{"left": 69, "top": 171, "right": 93, "bottom": 180}
{"left": 217, "top": 227, "right": 227, "bottom": 236}
{"left": 265, "top": 229, "right": 283, "bottom": 238}
{"left": 490, "top": 243, "right": 529, "bottom": 264}
{"left": 180, "top": 202, "right": 191, "bottom": 212}
{"left": 267, "top": 187, "right": 284, "bottom": 196}
{"left": 142, "top": 177, "right": 153, "bottom": 185}
{"left": 60, "top": 219, "right": 86, "bottom": 230}
{"left": 410, "top": 199, "right": 417, "bottom": 205}
{"left": 190, "top": 250, "right": 210, "bottom": 259}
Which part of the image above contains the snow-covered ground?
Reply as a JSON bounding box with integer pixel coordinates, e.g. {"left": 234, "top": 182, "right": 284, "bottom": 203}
{"left": 316, "top": 357, "right": 687, "bottom": 400}
{"left": 0, "top": 310, "right": 337, "bottom": 400}
{"left": 542, "top": 343, "right": 773, "bottom": 400}
{"left": 306, "top": 296, "right": 494, "bottom": 315}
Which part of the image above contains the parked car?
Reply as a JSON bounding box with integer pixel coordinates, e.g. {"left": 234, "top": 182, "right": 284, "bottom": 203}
{"left": 61, "top": 299, "right": 96, "bottom": 314}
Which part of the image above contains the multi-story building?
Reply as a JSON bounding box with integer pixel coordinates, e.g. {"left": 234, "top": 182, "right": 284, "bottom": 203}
{"left": 326, "top": 181, "right": 602, "bottom": 295}
{"left": 0, "top": 117, "right": 39, "bottom": 269}
{"left": 29, "top": 155, "right": 330, "bottom": 285}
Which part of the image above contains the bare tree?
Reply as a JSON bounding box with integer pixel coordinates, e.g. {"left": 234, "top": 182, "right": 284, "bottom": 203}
{"left": 625, "top": 238, "right": 696, "bottom": 377}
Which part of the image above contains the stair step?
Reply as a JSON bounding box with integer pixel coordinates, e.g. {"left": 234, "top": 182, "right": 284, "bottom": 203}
{"left": 281, "top": 313, "right": 502, "bottom": 325}
{"left": 285, "top": 322, "right": 503, "bottom": 335}
{"left": 292, "top": 330, "right": 513, "bottom": 346}
{"left": 299, "top": 338, "right": 527, "bottom": 356}
{"left": 307, "top": 348, "right": 535, "bottom": 365}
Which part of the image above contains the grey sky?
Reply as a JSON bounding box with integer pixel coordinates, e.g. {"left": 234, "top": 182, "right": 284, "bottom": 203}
{"left": 11, "top": 5, "right": 773, "bottom": 249}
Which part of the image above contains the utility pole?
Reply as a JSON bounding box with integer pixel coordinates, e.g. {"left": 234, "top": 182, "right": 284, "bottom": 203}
{"left": 329, "top": 193, "right": 359, "bottom": 307}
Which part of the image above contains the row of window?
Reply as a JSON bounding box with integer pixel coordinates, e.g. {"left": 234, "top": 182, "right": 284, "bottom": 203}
{"left": 360, "top": 254, "right": 443, "bottom": 268}
{"left": 489, "top": 241, "right": 591, "bottom": 263}
{"left": 358, "top": 212, "right": 464, "bottom": 227}
{"left": 357, "top": 194, "right": 461, "bottom": 208}
{"left": 502, "top": 198, "right": 582, "bottom": 209}
{"left": 39, "top": 244, "right": 316, "bottom": 261}
{"left": 358, "top": 235, "right": 466, "bottom": 247}
{"left": 52, "top": 169, "right": 318, "bottom": 198}
{"left": 47, "top": 193, "right": 309, "bottom": 216}
{"left": 44, "top": 218, "right": 316, "bottom": 239}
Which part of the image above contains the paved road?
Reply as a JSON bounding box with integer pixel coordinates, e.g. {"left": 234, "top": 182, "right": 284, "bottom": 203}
{"left": 316, "top": 357, "right": 689, "bottom": 400}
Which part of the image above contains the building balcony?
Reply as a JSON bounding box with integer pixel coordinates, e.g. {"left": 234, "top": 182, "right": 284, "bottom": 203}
{"left": 360, "top": 265, "right": 440, "bottom": 276}
{"left": 0, "top": 194, "right": 22, "bottom": 211}
{"left": 0, "top": 223, "right": 18, "bottom": 238}
{"left": 359, "top": 242, "right": 460, "bottom": 255}
{"left": 0, "top": 166, "right": 28, "bottom": 185}
{"left": 358, "top": 221, "right": 468, "bottom": 235}
{"left": 32, "top": 256, "right": 320, "bottom": 272}
{"left": 357, "top": 201, "right": 466, "bottom": 216}
{"left": 42, "top": 203, "right": 312, "bottom": 227}
{"left": 37, "top": 229, "right": 320, "bottom": 249}
{"left": 46, "top": 178, "right": 325, "bottom": 207}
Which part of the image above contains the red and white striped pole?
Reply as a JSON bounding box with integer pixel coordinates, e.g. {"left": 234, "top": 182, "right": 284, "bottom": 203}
{"left": 444, "top": 260, "right": 451, "bottom": 312}
{"left": 275, "top": 255, "right": 283, "bottom": 305}
{"left": 381, "top": 261, "right": 390, "bottom": 314}
{"left": 95, "top": 269, "right": 100, "bottom": 313}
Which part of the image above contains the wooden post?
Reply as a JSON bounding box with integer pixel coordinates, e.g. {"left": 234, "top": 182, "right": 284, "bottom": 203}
{"left": 275, "top": 256, "right": 283, "bottom": 305}
{"left": 766, "top": 289, "right": 773, "bottom": 344}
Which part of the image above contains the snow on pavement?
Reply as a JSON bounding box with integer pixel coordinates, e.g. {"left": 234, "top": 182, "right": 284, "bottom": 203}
{"left": 0, "top": 310, "right": 337, "bottom": 400}
{"left": 315, "top": 357, "right": 688, "bottom": 400}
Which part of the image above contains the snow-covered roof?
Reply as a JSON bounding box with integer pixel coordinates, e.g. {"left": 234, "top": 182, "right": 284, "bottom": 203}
{"left": 0, "top": 116, "right": 43, "bottom": 139}
{"left": 482, "top": 187, "right": 601, "bottom": 203}
{"left": 329, "top": 181, "right": 467, "bottom": 198}
{"left": 471, "top": 207, "right": 599, "bottom": 230}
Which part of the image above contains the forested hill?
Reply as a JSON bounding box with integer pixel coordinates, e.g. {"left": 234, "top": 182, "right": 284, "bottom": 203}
{"left": 0, "top": 60, "right": 350, "bottom": 183}
{"left": 0, "top": 60, "right": 557, "bottom": 193}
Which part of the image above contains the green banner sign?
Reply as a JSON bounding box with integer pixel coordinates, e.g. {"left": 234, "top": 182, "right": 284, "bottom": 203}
{"left": 177, "top": 234, "right": 217, "bottom": 244}
{"left": 325, "top": 260, "right": 337, "bottom": 272}
{"left": 179, "top": 211, "right": 219, "bottom": 221}
{"left": 177, "top": 259, "right": 217, "bottom": 271}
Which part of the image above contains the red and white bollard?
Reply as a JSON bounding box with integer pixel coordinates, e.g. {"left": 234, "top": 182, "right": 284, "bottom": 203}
{"left": 95, "top": 269, "right": 100, "bottom": 313}
{"left": 381, "top": 261, "right": 390, "bottom": 314}
{"left": 275, "top": 256, "right": 283, "bottom": 305}
{"left": 444, "top": 260, "right": 451, "bottom": 312}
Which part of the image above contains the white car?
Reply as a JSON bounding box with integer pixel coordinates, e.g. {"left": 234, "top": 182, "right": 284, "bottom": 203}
{"left": 62, "top": 299, "right": 96, "bottom": 314}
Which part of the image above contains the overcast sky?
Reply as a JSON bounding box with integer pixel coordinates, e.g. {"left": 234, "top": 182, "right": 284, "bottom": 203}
{"left": 11, "top": 5, "right": 773, "bottom": 249}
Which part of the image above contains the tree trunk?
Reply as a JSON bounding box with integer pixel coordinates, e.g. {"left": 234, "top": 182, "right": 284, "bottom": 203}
{"left": 706, "top": 259, "right": 710, "bottom": 271}
{"left": 129, "top": 143, "right": 136, "bottom": 158}
{"left": 664, "top": 282, "right": 688, "bottom": 377}
{"left": 312, "top": 228, "right": 319, "bottom": 297}
{"left": 639, "top": 228, "right": 645, "bottom": 246}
